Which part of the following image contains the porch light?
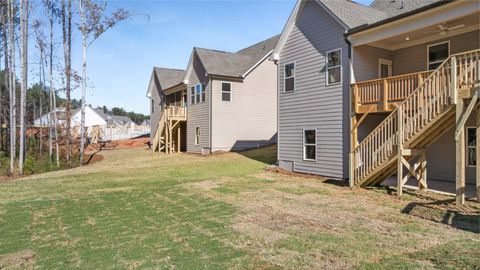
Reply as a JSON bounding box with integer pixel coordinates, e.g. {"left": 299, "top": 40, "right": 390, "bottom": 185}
{"left": 405, "top": 36, "right": 410, "bottom": 41}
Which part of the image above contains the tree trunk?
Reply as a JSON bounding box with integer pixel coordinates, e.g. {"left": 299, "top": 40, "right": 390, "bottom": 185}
{"left": 19, "top": 0, "right": 28, "bottom": 175}
{"left": 79, "top": 0, "right": 87, "bottom": 165}
{"left": 48, "top": 0, "right": 60, "bottom": 167}
{"left": 62, "top": 0, "right": 72, "bottom": 166}
{"left": 2, "top": 5, "right": 8, "bottom": 153}
{"left": 8, "top": 0, "right": 16, "bottom": 175}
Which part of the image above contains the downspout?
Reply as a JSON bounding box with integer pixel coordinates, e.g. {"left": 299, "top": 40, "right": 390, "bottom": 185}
{"left": 209, "top": 76, "right": 213, "bottom": 154}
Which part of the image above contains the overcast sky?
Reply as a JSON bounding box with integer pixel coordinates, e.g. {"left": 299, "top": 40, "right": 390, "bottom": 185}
{"left": 28, "top": 0, "right": 373, "bottom": 115}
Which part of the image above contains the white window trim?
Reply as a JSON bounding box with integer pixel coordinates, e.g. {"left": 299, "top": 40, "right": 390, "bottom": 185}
{"left": 283, "top": 62, "right": 295, "bottom": 93}
{"left": 221, "top": 82, "right": 232, "bottom": 102}
{"left": 302, "top": 129, "right": 317, "bottom": 162}
{"left": 195, "top": 126, "right": 200, "bottom": 145}
{"left": 378, "top": 58, "right": 392, "bottom": 78}
{"left": 326, "top": 48, "right": 343, "bottom": 86}
{"left": 466, "top": 126, "right": 476, "bottom": 167}
{"left": 427, "top": 41, "right": 450, "bottom": 70}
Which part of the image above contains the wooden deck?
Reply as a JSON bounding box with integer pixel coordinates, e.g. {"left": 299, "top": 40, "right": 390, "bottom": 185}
{"left": 152, "top": 106, "right": 187, "bottom": 154}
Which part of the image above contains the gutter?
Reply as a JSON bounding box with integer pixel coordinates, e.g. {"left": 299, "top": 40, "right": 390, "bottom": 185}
{"left": 345, "top": 0, "right": 453, "bottom": 36}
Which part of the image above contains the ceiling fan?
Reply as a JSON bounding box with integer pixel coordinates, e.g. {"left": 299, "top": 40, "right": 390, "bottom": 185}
{"left": 424, "top": 23, "right": 465, "bottom": 36}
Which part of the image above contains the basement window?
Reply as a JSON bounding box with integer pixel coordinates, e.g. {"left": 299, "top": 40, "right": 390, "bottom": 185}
{"left": 303, "top": 129, "right": 316, "bottom": 161}
{"left": 284, "top": 63, "right": 294, "bottom": 92}
{"left": 195, "top": 127, "right": 200, "bottom": 145}
{"left": 222, "top": 82, "right": 231, "bottom": 101}
{"left": 326, "top": 49, "right": 342, "bottom": 85}
{"left": 467, "top": 127, "right": 476, "bottom": 166}
{"left": 428, "top": 41, "right": 449, "bottom": 70}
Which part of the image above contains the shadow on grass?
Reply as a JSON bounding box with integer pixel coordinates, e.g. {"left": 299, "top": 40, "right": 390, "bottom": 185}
{"left": 235, "top": 144, "right": 278, "bottom": 165}
{"left": 401, "top": 199, "right": 479, "bottom": 233}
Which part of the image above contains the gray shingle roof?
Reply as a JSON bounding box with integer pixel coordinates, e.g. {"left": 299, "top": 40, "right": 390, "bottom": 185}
{"left": 370, "top": 0, "right": 444, "bottom": 17}
{"left": 194, "top": 35, "right": 280, "bottom": 78}
{"left": 318, "top": 0, "right": 446, "bottom": 30}
{"left": 318, "top": 0, "right": 388, "bottom": 28}
{"left": 153, "top": 67, "right": 185, "bottom": 90}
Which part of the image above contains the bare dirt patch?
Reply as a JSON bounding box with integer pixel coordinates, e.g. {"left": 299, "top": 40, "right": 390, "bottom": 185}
{"left": 0, "top": 250, "right": 35, "bottom": 269}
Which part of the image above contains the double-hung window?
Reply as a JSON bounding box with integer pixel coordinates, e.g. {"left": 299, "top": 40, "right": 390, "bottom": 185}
{"left": 195, "top": 83, "right": 201, "bottom": 104}
{"left": 195, "top": 127, "right": 200, "bottom": 145}
{"left": 222, "top": 82, "right": 231, "bottom": 101}
{"left": 467, "top": 127, "right": 477, "bottom": 166}
{"left": 428, "top": 42, "right": 449, "bottom": 70}
{"left": 303, "top": 129, "right": 316, "bottom": 161}
{"left": 190, "top": 86, "right": 195, "bottom": 105}
{"left": 151, "top": 99, "right": 154, "bottom": 113}
{"left": 284, "top": 63, "right": 294, "bottom": 92}
{"left": 201, "top": 83, "right": 206, "bottom": 102}
{"left": 326, "top": 49, "right": 342, "bottom": 85}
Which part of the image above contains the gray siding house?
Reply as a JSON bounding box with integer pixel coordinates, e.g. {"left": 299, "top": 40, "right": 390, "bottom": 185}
{"left": 183, "top": 35, "right": 279, "bottom": 154}
{"left": 147, "top": 35, "right": 279, "bottom": 155}
{"left": 272, "top": 0, "right": 479, "bottom": 203}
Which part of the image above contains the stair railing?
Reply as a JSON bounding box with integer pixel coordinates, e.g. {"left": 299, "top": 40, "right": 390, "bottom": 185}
{"left": 352, "top": 49, "right": 479, "bottom": 186}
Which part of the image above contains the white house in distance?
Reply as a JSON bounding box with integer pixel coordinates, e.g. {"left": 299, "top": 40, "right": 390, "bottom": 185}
{"left": 33, "top": 106, "right": 106, "bottom": 129}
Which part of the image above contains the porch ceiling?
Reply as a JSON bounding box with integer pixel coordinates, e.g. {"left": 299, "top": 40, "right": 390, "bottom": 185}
{"left": 369, "top": 12, "right": 479, "bottom": 50}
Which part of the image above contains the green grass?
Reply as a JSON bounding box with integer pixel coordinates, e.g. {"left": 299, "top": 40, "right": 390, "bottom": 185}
{"left": 0, "top": 145, "right": 478, "bottom": 269}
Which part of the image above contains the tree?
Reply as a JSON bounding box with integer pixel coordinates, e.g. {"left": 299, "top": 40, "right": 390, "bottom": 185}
{"left": 18, "top": 0, "right": 28, "bottom": 175}
{"left": 76, "top": 0, "right": 129, "bottom": 164}
{"left": 7, "top": 0, "right": 16, "bottom": 175}
{"left": 61, "top": 0, "right": 72, "bottom": 166}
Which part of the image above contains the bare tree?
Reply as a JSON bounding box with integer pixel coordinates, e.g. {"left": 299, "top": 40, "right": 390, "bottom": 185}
{"left": 0, "top": 2, "right": 7, "bottom": 153}
{"left": 7, "top": 0, "right": 16, "bottom": 175}
{"left": 61, "top": 0, "right": 72, "bottom": 166}
{"left": 18, "top": 0, "right": 27, "bottom": 175}
{"left": 76, "top": 0, "right": 129, "bottom": 164}
{"left": 44, "top": 0, "right": 60, "bottom": 167}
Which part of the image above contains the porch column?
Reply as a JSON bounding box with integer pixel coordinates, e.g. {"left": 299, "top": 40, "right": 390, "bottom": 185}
{"left": 397, "top": 107, "right": 404, "bottom": 196}
{"left": 349, "top": 114, "right": 357, "bottom": 188}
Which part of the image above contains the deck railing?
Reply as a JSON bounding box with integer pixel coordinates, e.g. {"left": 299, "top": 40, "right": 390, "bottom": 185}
{"left": 351, "top": 49, "right": 479, "bottom": 187}
{"left": 165, "top": 106, "right": 187, "bottom": 120}
{"left": 352, "top": 71, "right": 432, "bottom": 112}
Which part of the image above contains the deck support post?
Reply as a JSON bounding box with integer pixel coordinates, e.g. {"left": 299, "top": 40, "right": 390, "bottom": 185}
{"left": 397, "top": 107, "right": 404, "bottom": 196}
{"left": 349, "top": 114, "right": 358, "bottom": 188}
{"left": 454, "top": 64, "right": 466, "bottom": 205}
{"left": 177, "top": 124, "right": 181, "bottom": 153}
{"left": 476, "top": 105, "right": 480, "bottom": 202}
{"left": 419, "top": 152, "right": 427, "bottom": 190}
{"left": 382, "top": 79, "right": 389, "bottom": 111}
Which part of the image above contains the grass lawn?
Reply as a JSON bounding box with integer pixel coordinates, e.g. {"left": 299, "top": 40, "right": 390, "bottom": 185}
{"left": 0, "top": 145, "right": 478, "bottom": 269}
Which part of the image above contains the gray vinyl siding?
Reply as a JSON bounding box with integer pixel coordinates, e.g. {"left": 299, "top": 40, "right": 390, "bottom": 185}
{"left": 427, "top": 115, "right": 476, "bottom": 185}
{"left": 186, "top": 53, "right": 211, "bottom": 154}
{"left": 210, "top": 59, "right": 277, "bottom": 152}
{"left": 353, "top": 45, "right": 392, "bottom": 82}
{"left": 277, "top": 1, "right": 350, "bottom": 179}
{"left": 393, "top": 30, "right": 480, "bottom": 75}
{"left": 149, "top": 77, "right": 164, "bottom": 143}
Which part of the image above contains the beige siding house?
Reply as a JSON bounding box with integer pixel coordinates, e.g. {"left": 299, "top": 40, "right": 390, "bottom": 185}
{"left": 273, "top": 0, "right": 479, "bottom": 204}
{"left": 148, "top": 35, "right": 279, "bottom": 155}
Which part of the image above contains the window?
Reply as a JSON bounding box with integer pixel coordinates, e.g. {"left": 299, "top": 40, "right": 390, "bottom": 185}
{"left": 201, "top": 83, "right": 206, "bottom": 102}
{"left": 195, "top": 84, "right": 201, "bottom": 104}
{"left": 303, "top": 129, "right": 316, "bottom": 161}
{"left": 467, "top": 127, "right": 477, "bottom": 166}
{"left": 222, "top": 82, "right": 231, "bottom": 101}
{"left": 190, "top": 86, "right": 195, "bottom": 105}
{"left": 326, "top": 49, "right": 342, "bottom": 85}
{"left": 284, "top": 63, "right": 294, "bottom": 92}
{"left": 195, "top": 127, "right": 200, "bottom": 145}
{"left": 151, "top": 99, "right": 154, "bottom": 113}
{"left": 428, "top": 42, "right": 449, "bottom": 70}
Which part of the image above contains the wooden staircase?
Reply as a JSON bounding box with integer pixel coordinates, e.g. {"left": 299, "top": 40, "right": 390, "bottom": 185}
{"left": 350, "top": 50, "right": 479, "bottom": 192}
{"left": 152, "top": 106, "right": 186, "bottom": 154}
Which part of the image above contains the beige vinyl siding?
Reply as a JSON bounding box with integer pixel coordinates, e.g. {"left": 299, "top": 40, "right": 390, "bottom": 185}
{"left": 210, "top": 59, "right": 277, "bottom": 152}
{"left": 393, "top": 30, "right": 479, "bottom": 75}
{"left": 277, "top": 1, "right": 350, "bottom": 179}
{"left": 186, "top": 53, "right": 210, "bottom": 154}
{"left": 353, "top": 45, "right": 392, "bottom": 82}
{"left": 149, "top": 77, "right": 164, "bottom": 143}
